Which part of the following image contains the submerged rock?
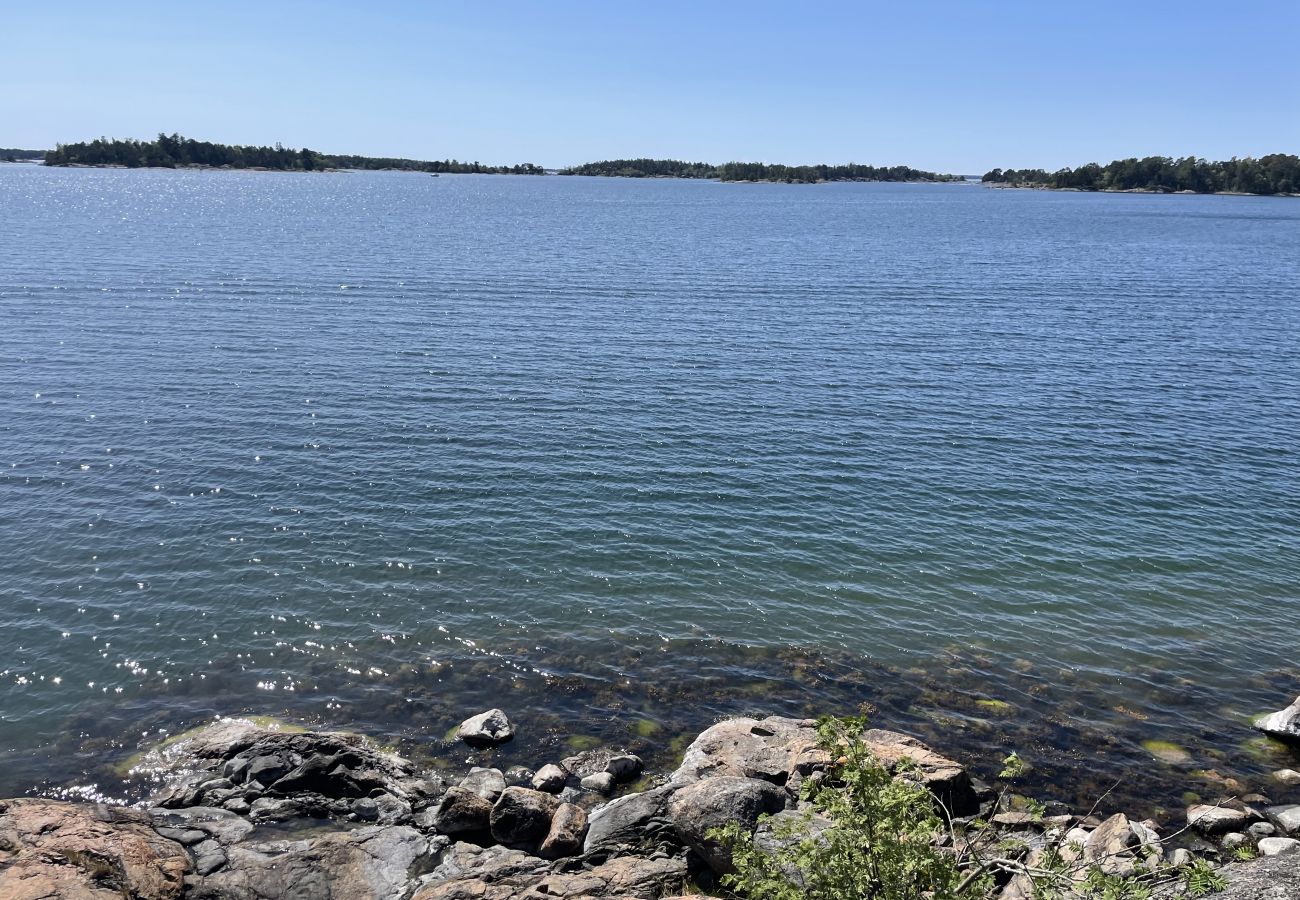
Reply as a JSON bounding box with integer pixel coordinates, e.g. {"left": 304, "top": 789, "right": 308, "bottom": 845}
{"left": 456, "top": 708, "right": 515, "bottom": 748}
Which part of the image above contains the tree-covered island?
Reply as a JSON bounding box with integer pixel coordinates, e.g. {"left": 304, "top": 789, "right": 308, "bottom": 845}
{"left": 559, "top": 158, "right": 961, "bottom": 183}
{"left": 982, "top": 154, "right": 1300, "bottom": 195}
{"left": 1, "top": 148, "right": 46, "bottom": 162}
{"left": 43, "top": 134, "right": 544, "bottom": 174}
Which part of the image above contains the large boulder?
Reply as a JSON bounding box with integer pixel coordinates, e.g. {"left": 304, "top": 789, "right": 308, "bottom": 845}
{"left": 489, "top": 787, "right": 560, "bottom": 848}
{"left": 1257, "top": 696, "right": 1300, "bottom": 744}
{"left": 0, "top": 799, "right": 189, "bottom": 900}
{"left": 583, "top": 786, "right": 678, "bottom": 856}
{"left": 671, "top": 716, "right": 821, "bottom": 786}
{"left": 859, "top": 729, "right": 982, "bottom": 817}
{"left": 666, "top": 775, "right": 787, "bottom": 873}
{"left": 183, "top": 825, "right": 436, "bottom": 900}
{"left": 456, "top": 709, "right": 515, "bottom": 748}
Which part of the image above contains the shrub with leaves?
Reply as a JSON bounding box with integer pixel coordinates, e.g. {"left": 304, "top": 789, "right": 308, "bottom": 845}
{"left": 709, "top": 715, "right": 963, "bottom": 900}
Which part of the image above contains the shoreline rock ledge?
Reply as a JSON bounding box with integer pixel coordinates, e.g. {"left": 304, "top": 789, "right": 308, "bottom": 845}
{"left": 1, "top": 712, "right": 1298, "bottom": 899}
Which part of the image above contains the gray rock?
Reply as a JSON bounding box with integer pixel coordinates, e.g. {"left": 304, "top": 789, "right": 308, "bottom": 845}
{"left": 1170, "top": 848, "right": 1195, "bottom": 867}
{"left": 460, "top": 767, "right": 507, "bottom": 802}
{"left": 192, "top": 838, "right": 227, "bottom": 875}
{"left": 148, "top": 806, "right": 255, "bottom": 847}
{"left": 1213, "top": 850, "right": 1300, "bottom": 899}
{"left": 1188, "top": 803, "right": 1258, "bottom": 835}
{"left": 350, "top": 797, "right": 379, "bottom": 821}
{"left": 222, "top": 798, "right": 251, "bottom": 815}
{"left": 456, "top": 708, "right": 515, "bottom": 748}
{"left": 605, "top": 754, "right": 644, "bottom": 782}
{"left": 531, "top": 763, "right": 568, "bottom": 793}
{"left": 489, "top": 786, "right": 560, "bottom": 847}
{"left": 373, "top": 792, "right": 412, "bottom": 825}
{"left": 667, "top": 775, "right": 787, "bottom": 873}
{"left": 538, "top": 802, "right": 588, "bottom": 859}
{"left": 1259, "top": 837, "right": 1300, "bottom": 857}
{"left": 1274, "top": 769, "right": 1300, "bottom": 787}
{"left": 184, "top": 825, "right": 435, "bottom": 900}
{"left": 1084, "top": 813, "right": 1160, "bottom": 877}
{"left": 411, "top": 843, "right": 685, "bottom": 899}
{"left": 581, "top": 771, "right": 615, "bottom": 795}
{"left": 1250, "top": 821, "right": 1278, "bottom": 837}
{"left": 431, "top": 787, "right": 493, "bottom": 835}
{"left": 1222, "top": 832, "right": 1249, "bottom": 850}
{"left": 560, "top": 748, "right": 643, "bottom": 781}
{"left": 248, "top": 797, "right": 304, "bottom": 823}
{"left": 246, "top": 753, "right": 292, "bottom": 787}
{"left": 1257, "top": 696, "right": 1300, "bottom": 744}
{"left": 1269, "top": 804, "right": 1300, "bottom": 835}
{"left": 503, "top": 765, "right": 534, "bottom": 787}
{"left": 583, "top": 785, "right": 676, "bottom": 854}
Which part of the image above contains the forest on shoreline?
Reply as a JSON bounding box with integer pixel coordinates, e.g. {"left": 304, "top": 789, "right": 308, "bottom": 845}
{"left": 560, "top": 157, "right": 961, "bottom": 183}
{"left": 42, "top": 134, "right": 544, "bottom": 174}
{"left": 983, "top": 154, "right": 1300, "bottom": 195}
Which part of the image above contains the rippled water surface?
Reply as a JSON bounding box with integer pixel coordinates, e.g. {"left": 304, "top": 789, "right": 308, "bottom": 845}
{"left": 1, "top": 167, "right": 1297, "bottom": 807}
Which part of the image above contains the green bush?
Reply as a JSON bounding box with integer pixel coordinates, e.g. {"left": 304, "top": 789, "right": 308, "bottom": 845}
{"left": 710, "top": 715, "right": 964, "bottom": 900}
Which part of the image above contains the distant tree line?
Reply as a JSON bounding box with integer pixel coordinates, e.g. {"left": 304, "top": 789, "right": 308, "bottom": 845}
{"left": 982, "top": 155, "right": 1300, "bottom": 195}
{"left": 558, "top": 158, "right": 717, "bottom": 178}
{"left": 46, "top": 135, "right": 330, "bottom": 170}
{"left": 716, "top": 161, "right": 960, "bottom": 184}
{"left": 559, "top": 158, "right": 959, "bottom": 183}
{"left": 323, "top": 155, "right": 543, "bottom": 174}
{"left": 43, "top": 134, "right": 543, "bottom": 174}
{"left": 1, "top": 148, "right": 45, "bottom": 161}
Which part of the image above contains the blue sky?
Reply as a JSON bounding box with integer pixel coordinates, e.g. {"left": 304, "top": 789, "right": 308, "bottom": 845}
{"left": 3, "top": 0, "right": 1297, "bottom": 173}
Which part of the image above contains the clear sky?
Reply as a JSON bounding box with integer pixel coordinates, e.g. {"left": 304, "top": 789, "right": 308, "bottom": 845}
{"left": 3, "top": 0, "right": 1297, "bottom": 173}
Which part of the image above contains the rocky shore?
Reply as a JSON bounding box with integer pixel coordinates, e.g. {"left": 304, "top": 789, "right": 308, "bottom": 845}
{"left": 3, "top": 698, "right": 1299, "bottom": 900}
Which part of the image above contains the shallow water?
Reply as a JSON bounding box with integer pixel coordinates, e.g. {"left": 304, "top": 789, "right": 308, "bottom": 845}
{"left": 0, "top": 166, "right": 1297, "bottom": 810}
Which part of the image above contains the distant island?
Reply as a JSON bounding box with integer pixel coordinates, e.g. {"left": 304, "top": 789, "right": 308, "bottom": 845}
{"left": 559, "top": 158, "right": 961, "bottom": 184}
{"left": 1, "top": 148, "right": 45, "bottom": 162}
{"left": 42, "top": 134, "right": 544, "bottom": 174}
{"left": 982, "top": 154, "right": 1300, "bottom": 196}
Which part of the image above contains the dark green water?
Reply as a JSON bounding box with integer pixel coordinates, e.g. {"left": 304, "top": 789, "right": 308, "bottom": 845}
{"left": 1, "top": 167, "right": 1297, "bottom": 813}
